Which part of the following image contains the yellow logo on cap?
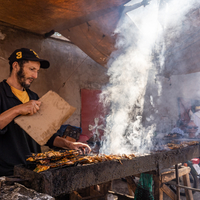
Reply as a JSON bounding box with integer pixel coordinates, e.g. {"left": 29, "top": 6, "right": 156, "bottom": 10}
{"left": 30, "top": 49, "right": 39, "bottom": 58}
{"left": 16, "top": 51, "right": 22, "bottom": 59}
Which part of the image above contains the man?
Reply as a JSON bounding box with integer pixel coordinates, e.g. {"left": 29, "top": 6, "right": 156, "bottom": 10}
{"left": 189, "top": 106, "right": 200, "bottom": 136}
{"left": 186, "top": 120, "right": 198, "bottom": 138}
{"left": 0, "top": 48, "right": 91, "bottom": 176}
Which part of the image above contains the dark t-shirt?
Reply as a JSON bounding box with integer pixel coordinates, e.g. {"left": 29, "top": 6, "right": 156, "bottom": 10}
{"left": 0, "top": 80, "right": 58, "bottom": 176}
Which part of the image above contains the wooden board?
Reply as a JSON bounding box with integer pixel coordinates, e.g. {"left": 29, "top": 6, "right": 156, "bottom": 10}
{"left": 60, "top": 8, "right": 123, "bottom": 66}
{"left": 161, "top": 166, "right": 191, "bottom": 183}
{"left": 14, "top": 90, "right": 76, "bottom": 145}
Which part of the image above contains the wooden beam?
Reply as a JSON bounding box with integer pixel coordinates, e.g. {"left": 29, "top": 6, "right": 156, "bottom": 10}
{"left": 161, "top": 166, "right": 191, "bottom": 183}
{"left": 70, "top": 191, "right": 82, "bottom": 200}
{"left": 108, "top": 190, "right": 135, "bottom": 200}
{"left": 160, "top": 184, "right": 176, "bottom": 200}
{"left": 60, "top": 8, "right": 125, "bottom": 66}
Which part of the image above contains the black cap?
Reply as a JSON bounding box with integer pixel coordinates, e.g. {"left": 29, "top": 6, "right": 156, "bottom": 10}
{"left": 8, "top": 48, "right": 50, "bottom": 69}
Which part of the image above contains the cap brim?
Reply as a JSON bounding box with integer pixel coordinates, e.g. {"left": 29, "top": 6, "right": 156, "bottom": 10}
{"left": 40, "top": 60, "right": 50, "bottom": 69}
{"left": 28, "top": 58, "right": 50, "bottom": 69}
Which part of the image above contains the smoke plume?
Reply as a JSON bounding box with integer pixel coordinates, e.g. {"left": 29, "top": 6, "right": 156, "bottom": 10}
{"left": 99, "top": 0, "right": 200, "bottom": 155}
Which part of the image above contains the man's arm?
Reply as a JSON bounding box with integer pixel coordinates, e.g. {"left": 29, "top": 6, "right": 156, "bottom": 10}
{"left": 0, "top": 100, "right": 41, "bottom": 130}
{"left": 53, "top": 136, "right": 91, "bottom": 154}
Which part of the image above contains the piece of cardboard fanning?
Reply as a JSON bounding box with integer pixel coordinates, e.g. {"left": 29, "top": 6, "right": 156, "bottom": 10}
{"left": 14, "top": 90, "right": 76, "bottom": 145}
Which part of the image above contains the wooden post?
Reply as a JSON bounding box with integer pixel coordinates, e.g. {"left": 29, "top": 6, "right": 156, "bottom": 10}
{"left": 154, "top": 172, "right": 161, "bottom": 200}
{"left": 182, "top": 173, "right": 194, "bottom": 200}
{"left": 175, "top": 164, "right": 180, "bottom": 200}
{"left": 154, "top": 164, "right": 161, "bottom": 200}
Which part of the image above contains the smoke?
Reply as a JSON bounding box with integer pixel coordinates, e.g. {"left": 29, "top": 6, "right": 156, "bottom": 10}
{"left": 99, "top": 0, "right": 200, "bottom": 155}
{"left": 156, "top": 0, "right": 200, "bottom": 75}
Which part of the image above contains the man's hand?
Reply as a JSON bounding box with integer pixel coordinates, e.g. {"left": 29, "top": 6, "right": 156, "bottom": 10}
{"left": 53, "top": 136, "right": 91, "bottom": 154}
{"left": 17, "top": 100, "right": 41, "bottom": 115}
{"left": 0, "top": 100, "right": 41, "bottom": 130}
{"left": 68, "top": 142, "right": 91, "bottom": 154}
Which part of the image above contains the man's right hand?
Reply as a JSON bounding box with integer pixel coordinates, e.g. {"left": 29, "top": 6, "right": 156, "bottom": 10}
{"left": 0, "top": 100, "right": 41, "bottom": 130}
{"left": 17, "top": 100, "right": 41, "bottom": 115}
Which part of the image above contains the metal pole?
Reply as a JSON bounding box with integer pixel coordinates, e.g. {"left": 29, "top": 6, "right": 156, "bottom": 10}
{"left": 175, "top": 164, "right": 180, "bottom": 200}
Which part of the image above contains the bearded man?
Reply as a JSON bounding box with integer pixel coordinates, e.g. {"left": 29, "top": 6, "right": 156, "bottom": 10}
{"left": 0, "top": 48, "right": 90, "bottom": 176}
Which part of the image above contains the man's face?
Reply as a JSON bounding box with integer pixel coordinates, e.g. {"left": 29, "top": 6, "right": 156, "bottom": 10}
{"left": 186, "top": 121, "right": 198, "bottom": 138}
{"left": 17, "top": 61, "right": 40, "bottom": 89}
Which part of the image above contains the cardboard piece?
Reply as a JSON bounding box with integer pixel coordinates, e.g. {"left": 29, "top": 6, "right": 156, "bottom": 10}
{"left": 14, "top": 90, "right": 76, "bottom": 145}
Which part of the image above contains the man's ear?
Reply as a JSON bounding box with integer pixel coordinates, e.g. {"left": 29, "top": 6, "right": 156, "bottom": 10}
{"left": 12, "top": 61, "right": 19, "bottom": 71}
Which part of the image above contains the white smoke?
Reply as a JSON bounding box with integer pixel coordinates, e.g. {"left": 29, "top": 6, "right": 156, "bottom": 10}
{"left": 157, "top": 0, "right": 200, "bottom": 73}
{"left": 99, "top": 0, "right": 200, "bottom": 155}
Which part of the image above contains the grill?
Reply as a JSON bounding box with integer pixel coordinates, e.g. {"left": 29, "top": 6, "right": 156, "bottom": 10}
{"left": 14, "top": 144, "right": 200, "bottom": 197}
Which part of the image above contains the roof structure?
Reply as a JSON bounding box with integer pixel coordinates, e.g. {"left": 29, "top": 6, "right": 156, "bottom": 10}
{"left": 1, "top": 0, "right": 199, "bottom": 76}
{"left": 0, "top": 0, "right": 131, "bottom": 66}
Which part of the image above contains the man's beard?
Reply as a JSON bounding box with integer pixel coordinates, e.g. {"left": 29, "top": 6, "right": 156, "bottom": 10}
{"left": 17, "top": 67, "right": 33, "bottom": 90}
